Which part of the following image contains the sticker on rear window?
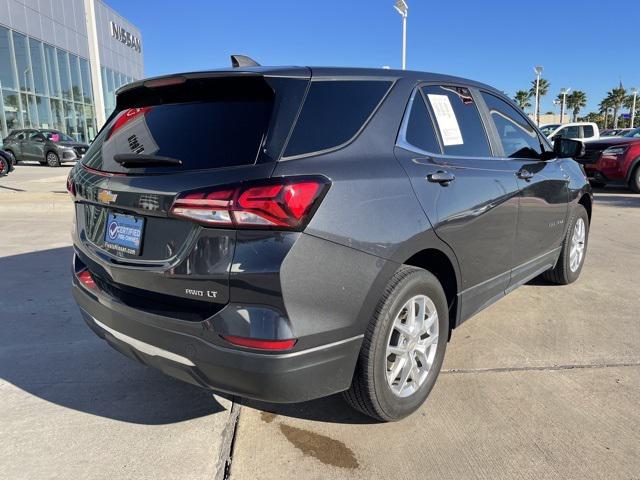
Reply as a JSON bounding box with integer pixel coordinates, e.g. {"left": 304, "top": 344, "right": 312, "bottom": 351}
{"left": 427, "top": 94, "right": 464, "bottom": 146}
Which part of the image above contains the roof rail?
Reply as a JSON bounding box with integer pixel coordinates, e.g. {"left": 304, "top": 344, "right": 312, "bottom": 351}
{"left": 230, "top": 55, "right": 261, "bottom": 68}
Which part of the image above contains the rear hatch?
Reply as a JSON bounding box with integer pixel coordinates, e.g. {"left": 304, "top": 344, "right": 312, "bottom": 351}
{"left": 72, "top": 69, "right": 310, "bottom": 320}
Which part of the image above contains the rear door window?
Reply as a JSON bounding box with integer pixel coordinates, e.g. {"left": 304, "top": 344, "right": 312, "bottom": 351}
{"left": 422, "top": 85, "right": 491, "bottom": 157}
{"left": 481, "top": 92, "right": 543, "bottom": 159}
{"left": 555, "top": 126, "right": 580, "bottom": 139}
{"left": 283, "top": 80, "right": 392, "bottom": 158}
{"left": 583, "top": 125, "right": 594, "bottom": 137}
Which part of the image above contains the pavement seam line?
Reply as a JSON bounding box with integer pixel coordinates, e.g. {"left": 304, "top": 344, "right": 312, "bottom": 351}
{"left": 442, "top": 361, "right": 640, "bottom": 375}
{"left": 216, "top": 398, "right": 241, "bottom": 480}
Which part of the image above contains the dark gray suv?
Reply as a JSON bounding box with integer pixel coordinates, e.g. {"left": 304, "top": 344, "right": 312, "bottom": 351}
{"left": 2, "top": 129, "right": 89, "bottom": 167}
{"left": 69, "top": 65, "right": 592, "bottom": 421}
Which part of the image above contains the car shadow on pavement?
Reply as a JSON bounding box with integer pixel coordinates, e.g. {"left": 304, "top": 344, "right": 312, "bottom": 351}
{"left": 240, "top": 394, "right": 379, "bottom": 425}
{"left": 0, "top": 247, "right": 226, "bottom": 425}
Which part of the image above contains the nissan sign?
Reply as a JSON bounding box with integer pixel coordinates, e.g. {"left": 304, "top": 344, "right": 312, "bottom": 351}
{"left": 110, "top": 21, "right": 141, "bottom": 53}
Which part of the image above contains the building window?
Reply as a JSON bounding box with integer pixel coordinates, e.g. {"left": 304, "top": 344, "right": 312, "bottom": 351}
{"left": 0, "top": 25, "right": 136, "bottom": 143}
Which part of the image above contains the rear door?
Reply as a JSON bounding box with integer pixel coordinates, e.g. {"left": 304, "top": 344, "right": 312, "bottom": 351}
{"left": 12, "top": 131, "right": 26, "bottom": 159}
{"left": 394, "top": 84, "right": 520, "bottom": 320}
{"left": 478, "top": 91, "right": 568, "bottom": 288}
{"left": 72, "top": 70, "right": 310, "bottom": 311}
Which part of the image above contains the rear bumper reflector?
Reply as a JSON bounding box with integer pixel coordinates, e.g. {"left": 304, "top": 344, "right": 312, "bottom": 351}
{"left": 92, "top": 316, "right": 195, "bottom": 366}
{"left": 221, "top": 335, "right": 297, "bottom": 351}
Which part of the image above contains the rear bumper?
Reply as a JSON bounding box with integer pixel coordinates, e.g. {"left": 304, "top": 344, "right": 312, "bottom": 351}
{"left": 73, "top": 280, "right": 363, "bottom": 403}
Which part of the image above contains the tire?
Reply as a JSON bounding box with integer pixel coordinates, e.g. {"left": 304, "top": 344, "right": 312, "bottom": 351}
{"left": 542, "top": 205, "right": 589, "bottom": 285}
{"left": 46, "top": 151, "right": 61, "bottom": 167}
{"left": 343, "top": 266, "right": 449, "bottom": 422}
{"left": 5, "top": 150, "right": 16, "bottom": 165}
{"left": 628, "top": 164, "right": 640, "bottom": 194}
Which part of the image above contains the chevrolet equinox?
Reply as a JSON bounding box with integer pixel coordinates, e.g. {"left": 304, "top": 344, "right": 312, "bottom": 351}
{"left": 69, "top": 62, "right": 592, "bottom": 421}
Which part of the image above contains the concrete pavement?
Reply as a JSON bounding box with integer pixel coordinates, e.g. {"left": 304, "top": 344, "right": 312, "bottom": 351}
{"left": 229, "top": 189, "right": 640, "bottom": 480}
{"left": 0, "top": 166, "right": 235, "bottom": 479}
{"left": 1, "top": 166, "right": 639, "bottom": 479}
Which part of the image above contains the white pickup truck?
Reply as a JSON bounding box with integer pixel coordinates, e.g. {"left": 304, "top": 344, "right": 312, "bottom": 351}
{"left": 539, "top": 122, "right": 600, "bottom": 141}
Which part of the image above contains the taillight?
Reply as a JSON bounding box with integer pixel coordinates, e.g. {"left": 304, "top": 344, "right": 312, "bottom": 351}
{"left": 77, "top": 270, "right": 97, "bottom": 290}
{"left": 66, "top": 173, "right": 75, "bottom": 197}
{"left": 170, "top": 177, "right": 329, "bottom": 230}
{"left": 221, "top": 335, "right": 297, "bottom": 351}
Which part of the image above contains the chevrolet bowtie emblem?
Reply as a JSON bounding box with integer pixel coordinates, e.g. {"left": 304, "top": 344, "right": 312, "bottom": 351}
{"left": 97, "top": 189, "right": 118, "bottom": 204}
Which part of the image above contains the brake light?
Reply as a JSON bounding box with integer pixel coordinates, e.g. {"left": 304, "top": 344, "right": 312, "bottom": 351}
{"left": 221, "top": 335, "right": 297, "bottom": 351}
{"left": 170, "top": 177, "right": 329, "bottom": 230}
{"left": 77, "top": 270, "right": 97, "bottom": 290}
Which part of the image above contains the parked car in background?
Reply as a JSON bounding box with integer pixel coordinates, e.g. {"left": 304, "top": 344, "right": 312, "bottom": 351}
{"left": 2, "top": 129, "right": 89, "bottom": 167}
{"left": 579, "top": 127, "right": 640, "bottom": 192}
{"left": 70, "top": 64, "right": 592, "bottom": 421}
{"left": 600, "top": 128, "right": 632, "bottom": 137}
{"left": 540, "top": 122, "right": 600, "bottom": 141}
{"left": 0, "top": 149, "right": 14, "bottom": 176}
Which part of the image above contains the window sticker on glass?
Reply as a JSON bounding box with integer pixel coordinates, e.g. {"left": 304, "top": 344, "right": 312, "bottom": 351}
{"left": 427, "top": 94, "right": 464, "bottom": 146}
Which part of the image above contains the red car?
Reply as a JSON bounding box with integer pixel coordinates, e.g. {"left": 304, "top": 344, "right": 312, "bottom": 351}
{"left": 579, "top": 127, "right": 640, "bottom": 192}
{"left": 0, "top": 149, "right": 15, "bottom": 176}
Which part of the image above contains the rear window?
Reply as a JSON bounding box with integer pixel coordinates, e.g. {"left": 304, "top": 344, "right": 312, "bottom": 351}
{"left": 82, "top": 76, "right": 283, "bottom": 173}
{"left": 83, "top": 100, "right": 272, "bottom": 173}
{"left": 283, "top": 80, "right": 392, "bottom": 158}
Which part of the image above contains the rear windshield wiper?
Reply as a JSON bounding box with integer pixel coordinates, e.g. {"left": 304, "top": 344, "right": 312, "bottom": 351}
{"left": 113, "top": 154, "right": 183, "bottom": 168}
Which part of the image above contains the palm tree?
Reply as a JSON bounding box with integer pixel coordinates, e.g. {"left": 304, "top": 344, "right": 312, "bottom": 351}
{"left": 513, "top": 90, "right": 532, "bottom": 111}
{"left": 606, "top": 84, "right": 627, "bottom": 129}
{"left": 566, "top": 91, "right": 587, "bottom": 122}
{"left": 529, "top": 78, "right": 550, "bottom": 125}
{"left": 599, "top": 98, "right": 614, "bottom": 129}
{"left": 624, "top": 94, "right": 638, "bottom": 126}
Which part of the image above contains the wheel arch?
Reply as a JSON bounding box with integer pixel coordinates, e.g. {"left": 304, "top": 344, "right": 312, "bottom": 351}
{"left": 402, "top": 248, "right": 459, "bottom": 335}
{"left": 625, "top": 156, "right": 640, "bottom": 184}
{"left": 578, "top": 192, "right": 592, "bottom": 223}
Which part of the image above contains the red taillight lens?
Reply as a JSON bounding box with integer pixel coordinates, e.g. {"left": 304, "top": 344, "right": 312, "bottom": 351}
{"left": 170, "top": 177, "right": 329, "bottom": 230}
{"left": 77, "top": 270, "right": 97, "bottom": 290}
{"left": 221, "top": 335, "right": 297, "bottom": 351}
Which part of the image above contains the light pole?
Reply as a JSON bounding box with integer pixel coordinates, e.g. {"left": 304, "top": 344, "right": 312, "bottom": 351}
{"left": 534, "top": 65, "right": 543, "bottom": 126}
{"left": 560, "top": 87, "right": 570, "bottom": 124}
{"left": 393, "top": 0, "right": 408, "bottom": 70}
{"left": 631, "top": 87, "right": 638, "bottom": 128}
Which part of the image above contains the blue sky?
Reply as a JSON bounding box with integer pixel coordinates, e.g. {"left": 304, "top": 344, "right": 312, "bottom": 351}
{"left": 108, "top": 0, "right": 638, "bottom": 114}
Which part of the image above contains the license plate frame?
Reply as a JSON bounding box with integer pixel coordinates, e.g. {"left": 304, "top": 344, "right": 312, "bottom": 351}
{"left": 104, "top": 212, "right": 145, "bottom": 256}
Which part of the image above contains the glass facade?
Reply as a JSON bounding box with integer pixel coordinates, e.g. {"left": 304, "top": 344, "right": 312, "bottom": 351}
{"left": 101, "top": 66, "right": 133, "bottom": 120}
{"left": 0, "top": 25, "right": 133, "bottom": 145}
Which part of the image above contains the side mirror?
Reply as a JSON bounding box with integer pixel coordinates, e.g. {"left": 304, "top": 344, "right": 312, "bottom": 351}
{"left": 553, "top": 137, "right": 585, "bottom": 158}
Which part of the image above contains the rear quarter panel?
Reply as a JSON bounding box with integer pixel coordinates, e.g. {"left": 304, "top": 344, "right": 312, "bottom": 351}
{"left": 272, "top": 78, "right": 462, "bottom": 341}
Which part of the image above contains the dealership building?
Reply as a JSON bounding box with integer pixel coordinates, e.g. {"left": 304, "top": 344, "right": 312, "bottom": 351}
{"left": 0, "top": 0, "right": 143, "bottom": 144}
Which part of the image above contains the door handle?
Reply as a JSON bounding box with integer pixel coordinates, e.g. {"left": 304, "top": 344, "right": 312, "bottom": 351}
{"left": 427, "top": 170, "right": 455, "bottom": 185}
{"left": 517, "top": 169, "right": 534, "bottom": 181}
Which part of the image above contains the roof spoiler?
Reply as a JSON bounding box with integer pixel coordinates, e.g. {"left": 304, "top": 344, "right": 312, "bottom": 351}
{"left": 231, "top": 54, "right": 261, "bottom": 68}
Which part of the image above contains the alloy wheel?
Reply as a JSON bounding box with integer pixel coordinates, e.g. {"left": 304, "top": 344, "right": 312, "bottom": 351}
{"left": 569, "top": 217, "right": 586, "bottom": 272}
{"left": 385, "top": 294, "right": 439, "bottom": 398}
